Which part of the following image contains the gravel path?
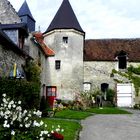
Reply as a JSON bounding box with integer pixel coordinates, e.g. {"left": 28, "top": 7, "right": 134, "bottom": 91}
{"left": 79, "top": 109, "right": 140, "bottom": 140}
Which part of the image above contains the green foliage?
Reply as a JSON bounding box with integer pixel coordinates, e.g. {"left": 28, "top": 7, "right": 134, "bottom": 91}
{"left": 44, "top": 118, "right": 81, "bottom": 140}
{"left": 86, "top": 107, "right": 131, "bottom": 114}
{"left": 0, "top": 60, "right": 42, "bottom": 109}
{"left": 112, "top": 65, "right": 140, "bottom": 96}
{"left": 40, "top": 96, "right": 49, "bottom": 117}
{"left": 54, "top": 109, "right": 92, "bottom": 120}
{"left": 106, "top": 89, "right": 115, "bottom": 103}
{"left": 0, "top": 78, "right": 40, "bottom": 109}
{"left": 24, "top": 60, "right": 41, "bottom": 84}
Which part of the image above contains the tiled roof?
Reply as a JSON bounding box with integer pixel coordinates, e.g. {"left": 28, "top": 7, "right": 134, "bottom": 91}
{"left": 18, "top": 0, "right": 35, "bottom": 21}
{"left": 33, "top": 33, "right": 55, "bottom": 57}
{"left": 44, "top": 0, "right": 84, "bottom": 34}
{"left": 84, "top": 39, "right": 140, "bottom": 62}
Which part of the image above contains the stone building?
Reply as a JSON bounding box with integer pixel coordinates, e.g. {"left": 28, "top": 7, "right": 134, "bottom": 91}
{"left": 1, "top": 0, "right": 140, "bottom": 106}
{"left": 43, "top": 0, "right": 85, "bottom": 100}
{"left": 0, "top": 0, "right": 29, "bottom": 78}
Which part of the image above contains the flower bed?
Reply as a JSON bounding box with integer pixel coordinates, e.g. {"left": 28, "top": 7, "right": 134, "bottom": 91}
{"left": 0, "top": 94, "right": 64, "bottom": 140}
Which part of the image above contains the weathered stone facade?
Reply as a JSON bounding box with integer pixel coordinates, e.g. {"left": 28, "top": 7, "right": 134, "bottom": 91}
{"left": 26, "top": 33, "right": 48, "bottom": 96}
{"left": 0, "top": 44, "right": 25, "bottom": 77}
{"left": 0, "top": 0, "right": 21, "bottom": 24}
{"left": 84, "top": 61, "right": 140, "bottom": 91}
{"left": 44, "top": 29, "right": 84, "bottom": 100}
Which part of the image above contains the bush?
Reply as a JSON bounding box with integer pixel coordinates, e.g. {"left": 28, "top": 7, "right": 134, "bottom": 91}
{"left": 106, "top": 89, "right": 115, "bottom": 104}
{"left": 0, "top": 78, "right": 40, "bottom": 109}
{"left": 0, "top": 94, "right": 64, "bottom": 140}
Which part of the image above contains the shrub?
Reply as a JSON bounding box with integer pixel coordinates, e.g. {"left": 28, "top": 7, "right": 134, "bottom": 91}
{"left": 106, "top": 89, "right": 115, "bottom": 104}
{"left": 0, "top": 78, "right": 40, "bottom": 109}
{"left": 0, "top": 94, "right": 64, "bottom": 140}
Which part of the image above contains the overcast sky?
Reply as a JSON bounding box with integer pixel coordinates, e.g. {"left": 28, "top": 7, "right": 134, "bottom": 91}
{"left": 8, "top": 0, "right": 140, "bottom": 39}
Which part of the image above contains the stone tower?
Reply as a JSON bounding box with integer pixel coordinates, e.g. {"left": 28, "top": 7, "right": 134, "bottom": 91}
{"left": 18, "top": 0, "right": 36, "bottom": 32}
{"left": 43, "top": 0, "right": 85, "bottom": 100}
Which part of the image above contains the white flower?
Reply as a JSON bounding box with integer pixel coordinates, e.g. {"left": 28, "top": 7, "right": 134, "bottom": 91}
{"left": 12, "top": 104, "right": 16, "bottom": 108}
{"left": 25, "top": 124, "right": 30, "bottom": 128}
{"left": 40, "top": 137, "right": 44, "bottom": 140}
{"left": 40, "top": 120, "right": 44, "bottom": 126}
{"left": 18, "top": 101, "right": 21, "bottom": 104}
{"left": 8, "top": 104, "right": 11, "bottom": 109}
{"left": 2, "top": 94, "right": 6, "bottom": 97}
{"left": 11, "top": 130, "right": 15, "bottom": 135}
{"left": 24, "top": 117, "right": 29, "bottom": 121}
{"left": 3, "top": 98, "right": 7, "bottom": 103}
{"left": 56, "top": 128, "right": 60, "bottom": 132}
{"left": 61, "top": 129, "right": 64, "bottom": 132}
{"left": 20, "top": 124, "right": 23, "bottom": 127}
{"left": 9, "top": 100, "right": 14, "bottom": 105}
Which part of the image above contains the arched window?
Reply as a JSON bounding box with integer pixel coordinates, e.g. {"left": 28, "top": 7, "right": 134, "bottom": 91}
{"left": 101, "top": 83, "right": 109, "bottom": 92}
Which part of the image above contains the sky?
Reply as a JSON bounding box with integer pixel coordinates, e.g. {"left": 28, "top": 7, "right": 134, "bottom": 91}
{"left": 8, "top": 0, "right": 140, "bottom": 39}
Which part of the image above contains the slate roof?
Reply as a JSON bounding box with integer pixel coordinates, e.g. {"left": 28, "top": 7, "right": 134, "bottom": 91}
{"left": 84, "top": 39, "right": 140, "bottom": 62}
{"left": 18, "top": 0, "right": 35, "bottom": 21}
{"left": 44, "top": 0, "right": 84, "bottom": 33}
{"left": 0, "top": 23, "right": 28, "bottom": 36}
{"left": 33, "top": 33, "right": 55, "bottom": 57}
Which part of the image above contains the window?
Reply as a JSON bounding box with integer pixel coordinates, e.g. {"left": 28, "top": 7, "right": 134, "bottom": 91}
{"left": 55, "top": 60, "right": 61, "bottom": 69}
{"left": 46, "top": 86, "right": 56, "bottom": 97}
{"left": 117, "top": 51, "right": 127, "bottom": 69}
{"left": 83, "top": 82, "right": 91, "bottom": 92}
{"left": 62, "top": 37, "right": 68, "bottom": 44}
{"left": 101, "top": 83, "right": 109, "bottom": 92}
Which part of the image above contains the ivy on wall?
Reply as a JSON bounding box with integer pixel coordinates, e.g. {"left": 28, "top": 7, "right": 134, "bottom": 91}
{"left": 112, "top": 65, "right": 140, "bottom": 96}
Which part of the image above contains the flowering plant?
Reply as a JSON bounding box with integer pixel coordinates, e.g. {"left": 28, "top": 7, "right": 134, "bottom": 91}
{"left": 0, "top": 94, "right": 64, "bottom": 140}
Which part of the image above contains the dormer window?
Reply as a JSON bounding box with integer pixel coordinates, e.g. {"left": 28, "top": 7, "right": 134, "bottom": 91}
{"left": 62, "top": 37, "right": 68, "bottom": 44}
{"left": 117, "top": 50, "right": 127, "bottom": 69}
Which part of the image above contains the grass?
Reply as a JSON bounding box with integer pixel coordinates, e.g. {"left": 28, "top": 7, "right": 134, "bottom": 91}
{"left": 43, "top": 118, "right": 81, "bottom": 140}
{"left": 54, "top": 109, "right": 92, "bottom": 120}
{"left": 42, "top": 107, "right": 131, "bottom": 140}
{"left": 86, "top": 107, "right": 132, "bottom": 114}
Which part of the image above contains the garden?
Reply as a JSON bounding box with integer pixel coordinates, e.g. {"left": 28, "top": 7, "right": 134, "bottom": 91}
{"left": 0, "top": 60, "right": 133, "bottom": 140}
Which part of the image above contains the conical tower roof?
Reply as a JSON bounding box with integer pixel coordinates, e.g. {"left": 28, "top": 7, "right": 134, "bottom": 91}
{"left": 44, "top": 0, "right": 84, "bottom": 33}
{"left": 18, "top": 0, "right": 35, "bottom": 21}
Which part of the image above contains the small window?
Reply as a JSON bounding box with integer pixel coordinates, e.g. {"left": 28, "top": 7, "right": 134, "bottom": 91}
{"left": 118, "top": 56, "right": 126, "bottom": 69}
{"left": 46, "top": 86, "right": 56, "bottom": 97}
{"left": 55, "top": 60, "right": 61, "bottom": 69}
{"left": 117, "top": 51, "right": 127, "bottom": 69}
{"left": 62, "top": 37, "right": 68, "bottom": 44}
{"left": 83, "top": 82, "right": 91, "bottom": 92}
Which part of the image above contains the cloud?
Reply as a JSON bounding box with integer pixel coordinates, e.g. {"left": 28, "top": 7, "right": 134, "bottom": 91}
{"left": 8, "top": 0, "right": 140, "bottom": 39}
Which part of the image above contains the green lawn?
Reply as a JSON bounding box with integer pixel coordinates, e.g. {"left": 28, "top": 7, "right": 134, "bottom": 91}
{"left": 43, "top": 118, "right": 81, "bottom": 140}
{"left": 86, "top": 107, "right": 132, "bottom": 114}
{"left": 54, "top": 109, "right": 92, "bottom": 120}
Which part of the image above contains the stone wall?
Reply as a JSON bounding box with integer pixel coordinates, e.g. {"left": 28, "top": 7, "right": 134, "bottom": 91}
{"left": 0, "top": 44, "right": 25, "bottom": 77}
{"left": 0, "top": 0, "right": 21, "bottom": 24}
{"left": 84, "top": 61, "right": 140, "bottom": 90}
{"left": 27, "top": 34, "right": 47, "bottom": 96}
{"left": 44, "top": 29, "right": 84, "bottom": 100}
